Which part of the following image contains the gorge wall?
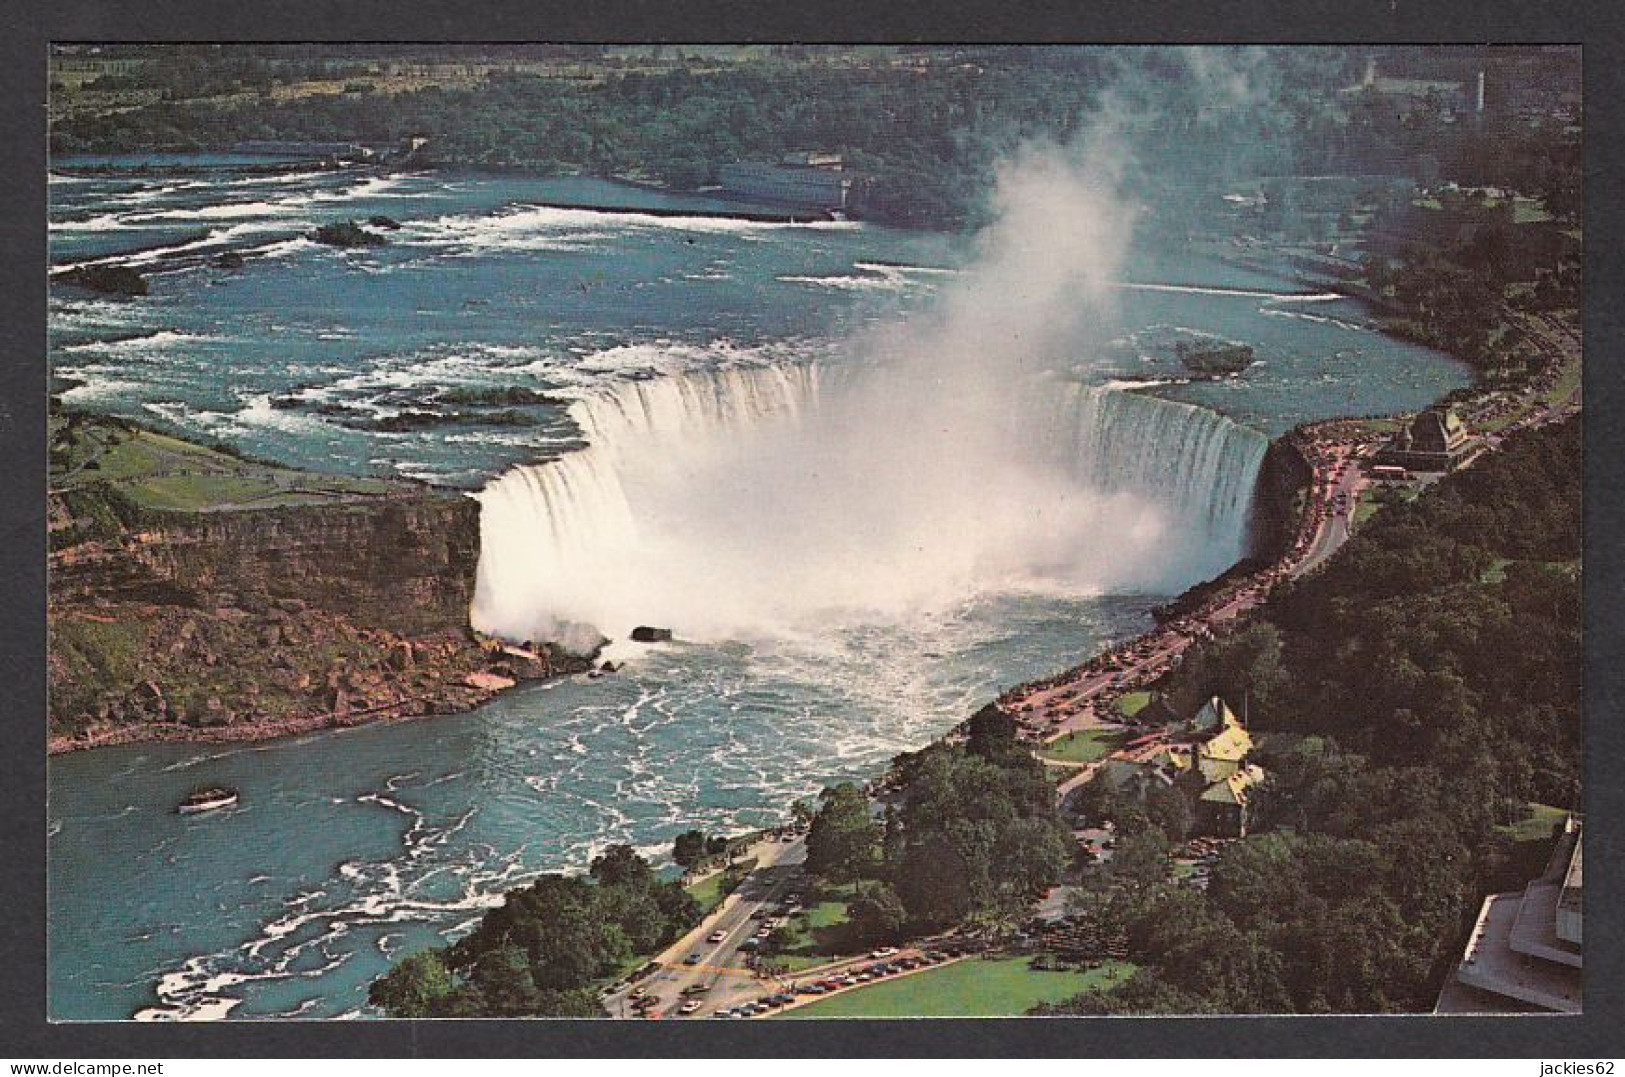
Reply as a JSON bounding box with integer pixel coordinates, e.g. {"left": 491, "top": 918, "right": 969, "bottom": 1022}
{"left": 52, "top": 494, "right": 481, "bottom": 635}
{"left": 1151, "top": 430, "right": 1312, "bottom": 625}
{"left": 1248, "top": 433, "right": 1315, "bottom": 564}
{"left": 48, "top": 489, "right": 588, "bottom": 750}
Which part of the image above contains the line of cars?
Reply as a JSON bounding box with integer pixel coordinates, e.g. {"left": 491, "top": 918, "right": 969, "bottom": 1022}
{"left": 737, "top": 889, "right": 805, "bottom": 955}
{"left": 710, "top": 947, "right": 964, "bottom": 1018}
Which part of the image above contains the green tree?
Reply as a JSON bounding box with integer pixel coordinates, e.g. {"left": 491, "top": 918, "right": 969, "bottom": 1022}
{"left": 589, "top": 843, "right": 655, "bottom": 889}
{"left": 848, "top": 881, "right": 907, "bottom": 945}
{"left": 672, "top": 828, "right": 708, "bottom": 868}
{"left": 895, "top": 831, "right": 974, "bottom": 926}
{"left": 805, "top": 782, "right": 881, "bottom": 882}
{"left": 368, "top": 949, "right": 454, "bottom": 1017}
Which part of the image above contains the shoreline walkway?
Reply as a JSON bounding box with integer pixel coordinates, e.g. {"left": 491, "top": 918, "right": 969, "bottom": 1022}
{"left": 1006, "top": 309, "right": 1580, "bottom": 803}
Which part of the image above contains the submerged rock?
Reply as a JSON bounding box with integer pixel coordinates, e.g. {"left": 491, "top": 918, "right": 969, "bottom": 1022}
{"left": 310, "top": 220, "right": 389, "bottom": 248}
{"left": 1176, "top": 340, "right": 1254, "bottom": 376}
{"left": 55, "top": 264, "right": 148, "bottom": 296}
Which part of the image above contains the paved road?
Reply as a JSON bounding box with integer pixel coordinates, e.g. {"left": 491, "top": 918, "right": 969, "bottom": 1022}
{"left": 1045, "top": 381, "right": 1580, "bottom": 807}
{"left": 1290, "top": 445, "right": 1365, "bottom": 578}
{"left": 604, "top": 836, "right": 808, "bottom": 1019}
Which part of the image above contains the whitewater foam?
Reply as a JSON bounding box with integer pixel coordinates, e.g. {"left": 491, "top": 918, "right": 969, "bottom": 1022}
{"left": 472, "top": 359, "right": 1265, "bottom": 647}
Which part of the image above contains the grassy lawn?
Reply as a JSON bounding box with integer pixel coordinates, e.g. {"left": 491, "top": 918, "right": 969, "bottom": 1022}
{"left": 1412, "top": 196, "right": 1550, "bottom": 224}
{"left": 1512, "top": 197, "right": 1553, "bottom": 224}
{"left": 1495, "top": 802, "right": 1570, "bottom": 843}
{"left": 1116, "top": 691, "right": 1151, "bottom": 719}
{"left": 51, "top": 415, "right": 397, "bottom": 514}
{"left": 684, "top": 857, "right": 758, "bottom": 914}
{"left": 1040, "top": 728, "right": 1129, "bottom": 765}
{"left": 1355, "top": 490, "right": 1383, "bottom": 526}
{"left": 1357, "top": 484, "right": 1420, "bottom": 526}
{"left": 1543, "top": 356, "right": 1582, "bottom": 410}
{"left": 780, "top": 957, "right": 1136, "bottom": 1018}
{"left": 767, "top": 885, "right": 859, "bottom": 970}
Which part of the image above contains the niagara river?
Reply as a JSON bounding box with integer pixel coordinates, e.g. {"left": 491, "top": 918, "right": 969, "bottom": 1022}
{"left": 48, "top": 161, "right": 1470, "bottom": 1020}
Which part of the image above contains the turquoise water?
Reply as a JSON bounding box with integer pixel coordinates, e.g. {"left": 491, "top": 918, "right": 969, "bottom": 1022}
{"left": 47, "top": 161, "right": 1469, "bottom": 1020}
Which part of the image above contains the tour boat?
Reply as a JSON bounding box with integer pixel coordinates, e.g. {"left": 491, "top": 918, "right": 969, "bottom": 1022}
{"left": 177, "top": 786, "right": 238, "bottom": 814}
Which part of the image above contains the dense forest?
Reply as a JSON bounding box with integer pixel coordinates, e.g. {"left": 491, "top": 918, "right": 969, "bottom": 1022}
{"left": 1044, "top": 416, "right": 1582, "bottom": 1014}
{"left": 803, "top": 706, "right": 1076, "bottom": 936}
{"left": 51, "top": 45, "right": 1581, "bottom": 230}
{"left": 368, "top": 845, "right": 699, "bottom": 1017}
{"left": 1360, "top": 199, "right": 1580, "bottom": 375}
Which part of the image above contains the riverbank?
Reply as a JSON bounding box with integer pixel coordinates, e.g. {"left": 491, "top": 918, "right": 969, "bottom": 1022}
{"left": 987, "top": 311, "right": 1579, "bottom": 808}
{"left": 45, "top": 625, "right": 589, "bottom": 756}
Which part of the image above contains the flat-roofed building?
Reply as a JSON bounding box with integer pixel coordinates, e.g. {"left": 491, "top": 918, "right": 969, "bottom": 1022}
{"left": 718, "top": 155, "right": 852, "bottom": 211}
{"left": 1436, "top": 815, "right": 1583, "bottom": 1014}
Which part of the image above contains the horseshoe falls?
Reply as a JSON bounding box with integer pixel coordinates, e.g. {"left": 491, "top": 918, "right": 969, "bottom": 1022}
{"left": 472, "top": 363, "right": 1269, "bottom": 647}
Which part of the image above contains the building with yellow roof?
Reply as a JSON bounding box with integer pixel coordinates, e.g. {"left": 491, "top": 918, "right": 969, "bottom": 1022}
{"left": 1096, "top": 697, "right": 1266, "bottom": 837}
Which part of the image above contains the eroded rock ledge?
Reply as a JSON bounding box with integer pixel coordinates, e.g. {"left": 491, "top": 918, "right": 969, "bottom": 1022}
{"left": 48, "top": 433, "right": 590, "bottom": 752}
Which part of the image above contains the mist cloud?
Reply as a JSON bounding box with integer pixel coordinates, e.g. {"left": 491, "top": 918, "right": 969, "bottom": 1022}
{"left": 471, "top": 115, "right": 1267, "bottom": 648}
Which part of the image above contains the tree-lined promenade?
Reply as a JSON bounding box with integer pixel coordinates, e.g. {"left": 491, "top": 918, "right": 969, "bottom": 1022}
{"left": 999, "top": 298, "right": 1579, "bottom": 799}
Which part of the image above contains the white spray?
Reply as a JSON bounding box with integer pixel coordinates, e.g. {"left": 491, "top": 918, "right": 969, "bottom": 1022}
{"left": 470, "top": 133, "right": 1267, "bottom": 649}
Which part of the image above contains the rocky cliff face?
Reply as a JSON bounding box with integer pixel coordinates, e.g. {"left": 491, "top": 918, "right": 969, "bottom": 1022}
{"left": 53, "top": 494, "right": 479, "bottom": 635}
{"left": 48, "top": 491, "right": 591, "bottom": 750}
{"left": 1248, "top": 433, "right": 1314, "bottom": 564}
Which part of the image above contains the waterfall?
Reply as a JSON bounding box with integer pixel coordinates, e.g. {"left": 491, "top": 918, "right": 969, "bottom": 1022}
{"left": 1043, "top": 383, "right": 1266, "bottom": 546}
{"left": 471, "top": 361, "right": 1267, "bottom": 648}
